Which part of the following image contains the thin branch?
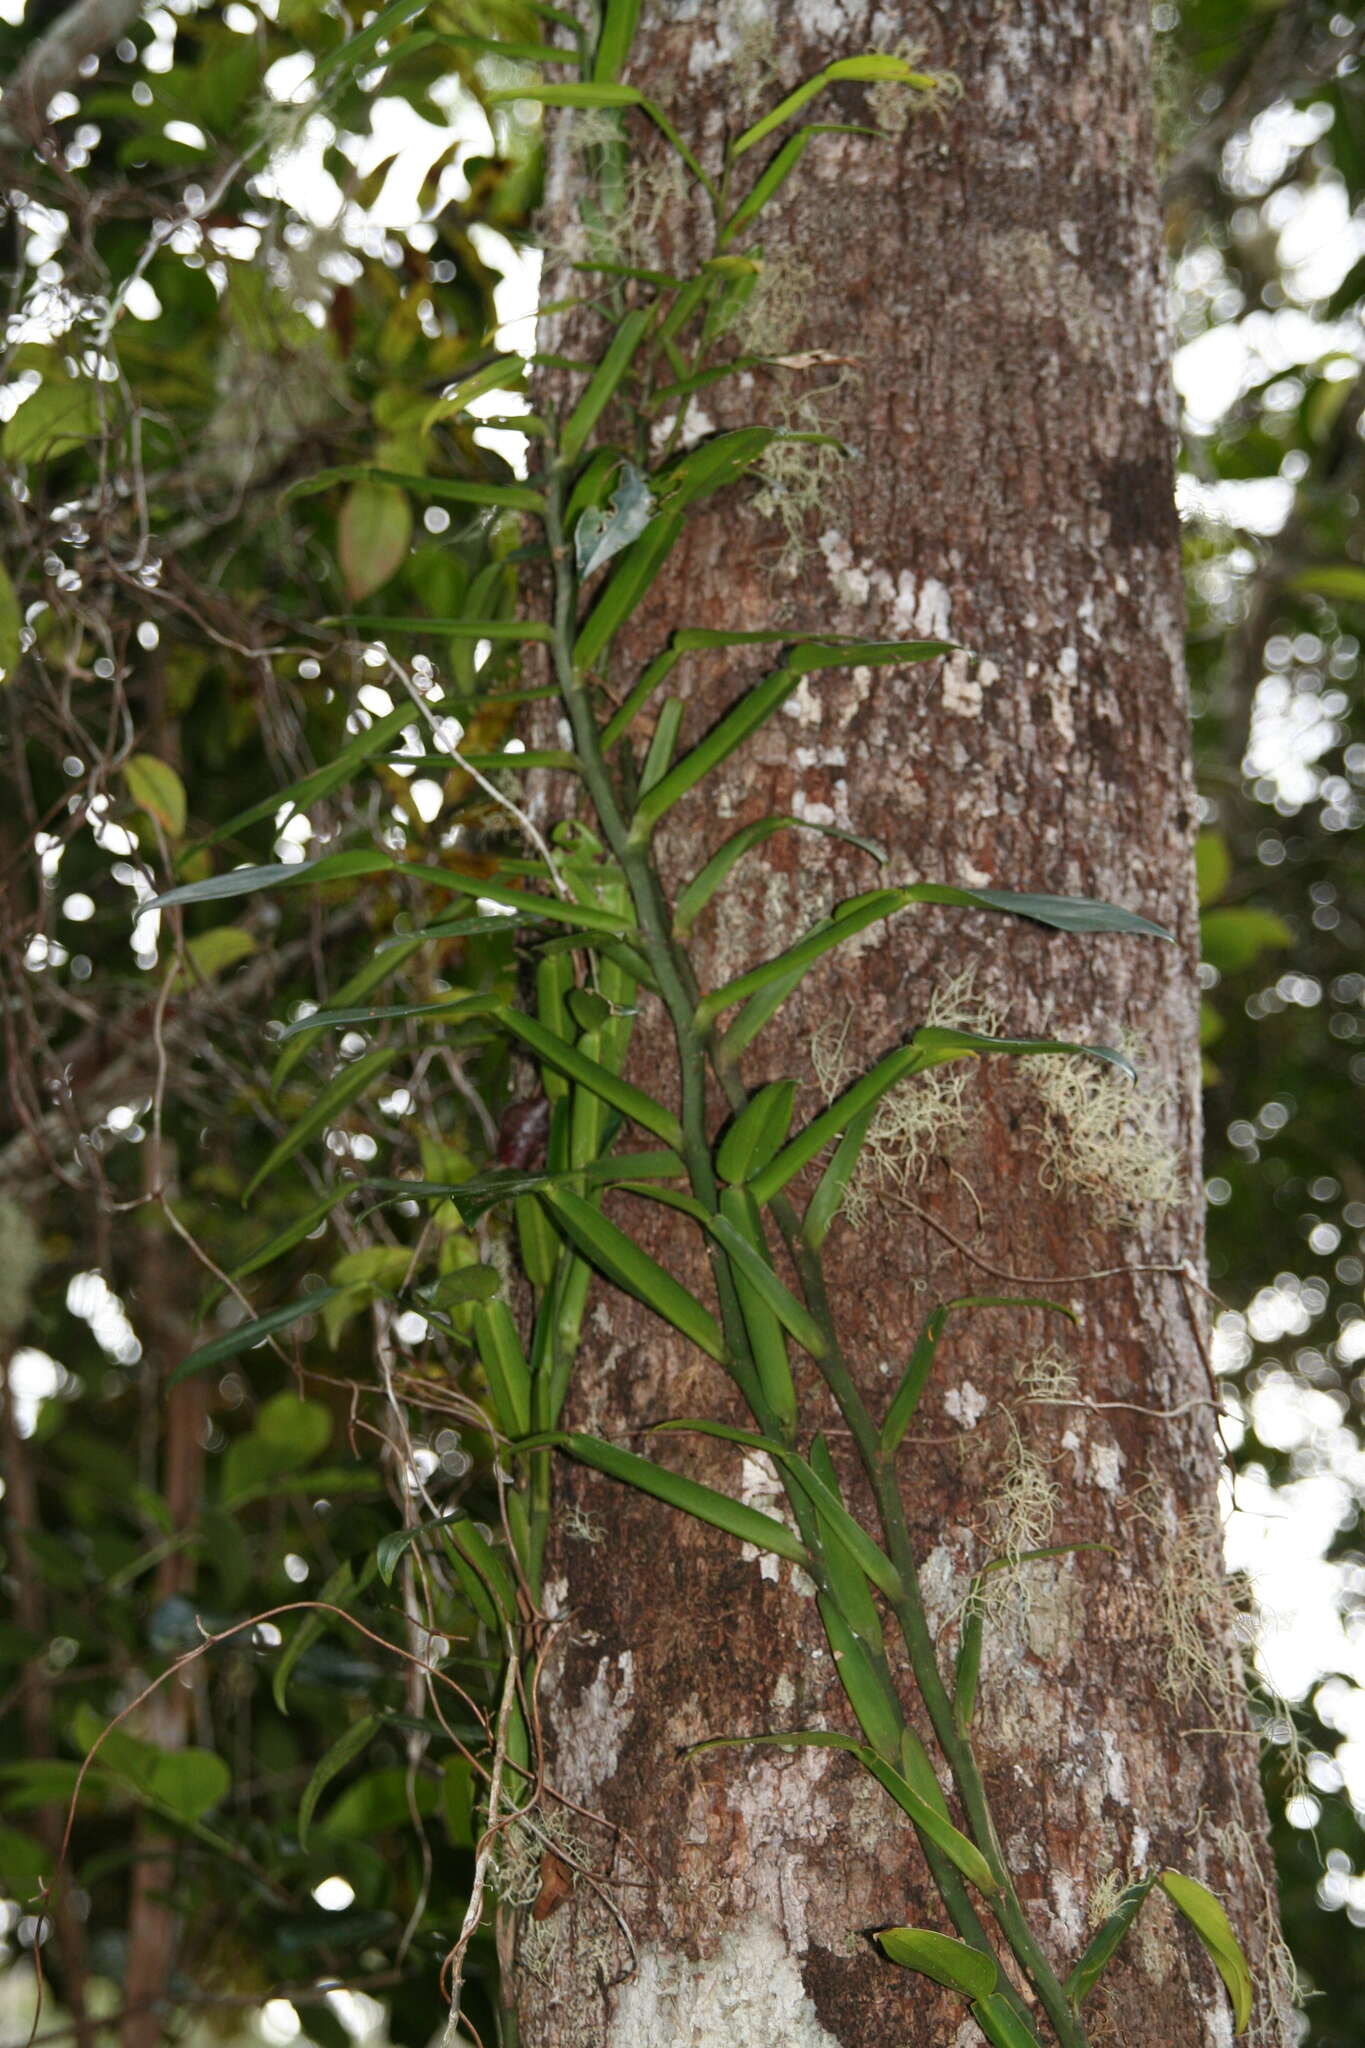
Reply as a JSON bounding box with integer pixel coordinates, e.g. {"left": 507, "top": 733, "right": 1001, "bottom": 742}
{"left": 0, "top": 0, "right": 143, "bottom": 150}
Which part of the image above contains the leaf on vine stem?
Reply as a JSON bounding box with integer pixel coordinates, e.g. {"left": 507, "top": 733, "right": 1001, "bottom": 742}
{"left": 1157, "top": 1871, "right": 1253, "bottom": 2034}
{"left": 524, "top": 1431, "right": 811, "bottom": 1563}
{"left": 338, "top": 481, "right": 411, "bottom": 603}
{"left": 875, "top": 1927, "right": 997, "bottom": 2000}
{"left": 298, "top": 1715, "right": 381, "bottom": 1848}
{"left": 539, "top": 1187, "right": 723, "bottom": 1359}
{"left": 1062, "top": 1872, "right": 1159, "bottom": 2007}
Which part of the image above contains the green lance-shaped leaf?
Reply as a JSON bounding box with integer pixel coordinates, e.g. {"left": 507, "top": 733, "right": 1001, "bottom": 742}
{"left": 315, "top": 0, "right": 426, "bottom": 80}
{"left": 361, "top": 1152, "right": 685, "bottom": 1224}
{"left": 1158, "top": 1871, "right": 1253, "bottom": 2034}
{"left": 676, "top": 816, "right": 885, "bottom": 940}
{"left": 573, "top": 510, "right": 685, "bottom": 676}
{"left": 420, "top": 355, "right": 526, "bottom": 435}
{"left": 862, "top": 1748, "right": 998, "bottom": 1894}
{"left": 273, "top": 1557, "right": 374, "bottom": 1715}
{"left": 171, "top": 1288, "right": 343, "bottom": 1386}
{"left": 639, "top": 697, "right": 684, "bottom": 793}
{"left": 496, "top": 1007, "right": 684, "bottom": 1149}
{"left": 488, "top": 84, "right": 713, "bottom": 194}
{"left": 561, "top": 307, "right": 651, "bottom": 464}
{"left": 243, "top": 1046, "right": 399, "bottom": 1204}
{"left": 298, "top": 1714, "right": 381, "bottom": 1848}
{"left": 539, "top": 1186, "right": 724, "bottom": 1360}
{"left": 817, "top": 1596, "right": 902, "bottom": 1762}
{"left": 200, "top": 701, "right": 419, "bottom": 848}
{"left": 628, "top": 667, "right": 802, "bottom": 843}
{"left": 897, "top": 881, "right": 1174, "bottom": 942}
{"left": 801, "top": 1105, "right": 874, "bottom": 1251}
{"left": 720, "top": 123, "right": 874, "bottom": 242}
{"left": 331, "top": 614, "right": 554, "bottom": 644}
{"left": 274, "top": 993, "right": 492, "bottom": 1041}
{"left": 781, "top": 1450, "right": 901, "bottom": 1602}
{"left": 147, "top": 850, "right": 393, "bottom": 913}
{"left": 807, "top": 1434, "right": 882, "bottom": 1650}
{"left": 393, "top": 864, "right": 631, "bottom": 935}
{"left": 714, "top": 1189, "right": 797, "bottom": 1428}
{"left": 1063, "top": 1872, "right": 1159, "bottom": 2008}
{"left": 972, "top": 1994, "right": 1045, "bottom": 2048}
{"left": 289, "top": 466, "right": 544, "bottom": 514}
{"left": 222, "top": 1189, "right": 352, "bottom": 1287}
{"left": 706, "top": 1209, "right": 828, "bottom": 1362}
{"left": 875, "top": 1927, "right": 998, "bottom": 2002}
{"left": 593, "top": 0, "right": 642, "bottom": 80}
{"left": 527, "top": 1432, "right": 810, "bottom": 1564}
{"left": 732, "top": 52, "right": 944, "bottom": 156}
{"left": 272, "top": 937, "right": 425, "bottom": 1090}
{"left": 472, "top": 1300, "right": 532, "bottom": 1437}
{"left": 954, "top": 1545, "right": 1112, "bottom": 1730}
{"left": 882, "top": 1295, "right": 1076, "bottom": 1456}
{"left": 716, "top": 1080, "right": 797, "bottom": 1185}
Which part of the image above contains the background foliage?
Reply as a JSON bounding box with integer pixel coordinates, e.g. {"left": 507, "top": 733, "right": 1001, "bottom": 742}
{"left": 0, "top": 2, "right": 1362, "bottom": 2044}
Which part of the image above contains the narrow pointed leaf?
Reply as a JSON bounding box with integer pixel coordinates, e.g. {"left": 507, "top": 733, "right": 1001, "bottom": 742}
{"left": 540, "top": 1187, "right": 723, "bottom": 1359}
{"left": 629, "top": 668, "right": 801, "bottom": 841}
{"left": 972, "top": 1995, "right": 1045, "bottom": 2048}
{"left": 574, "top": 510, "right": 684, "bottom": 674}
{"left": 225, "top": 1191, "right": 353, "bottom": 1286}
{"left": 882, "top": 1296, "right": 1076, "bottom": 1456}
{"left": 1158, "top": 1871, "right": 1252, "bottom": 2033}
{"left": 639, "top": 697, "right": 684, "bottom": 792}
{"left": 714, "top": 1189, "right": 796, "bottom": 1427}
{"left": 171, "top": 1289, "right": 343, "bottom": 1385}
{"left": 1063, "top": 1874, "right": 1158, "bottom": 2007}
{"left": 273, "top": 937, "right": 426, "bottom": 1089}
{"left": 473, "top": 1300, "right": 532, "bottom": 1436}
{"left": 288, "top": 466, "right": 543, "bottom": 513}
{"left": 676, "top": 817, "right": 884, "bottom": 939}
{"left": 861, "top": 1751, "right": 998, "bottom": 1892}
{"left": 732, "top": 53, "right": 941, "bottom": 156}
{"left": 706, "top": 1212, "right": 828, "bottom": 1360}
{"left": 275, "top": 993, "right": 492, "bottom": 1040}
{"left": 875, "top": 1928, "right": 997, "bottom": 2001}
{"left": 593, "top": 0, "right": 642, "bottom": 80}
{"left": 298, "top": 1715, "right": 381, "bottom": 1847}
{"left": 561, "top": 307, "right": 650, "bottom": 462}
{"left": 332, "top": 615, "right": 553, "bottom": 643}
{"left": 800, "top": 1106, "right": 874, "bottom": 1250}
{"left": 496, "top": 1007, "right": 683, "bottom": 1148}
{"left": 536, "top": 1433, "right": 810, "bottom": 1563}
{"left": 243, "top": 1046, "right": 399, "bottom": 1203}
{"left": 148, "top": 851, "right": 392, "bottom": 913}
{"left": 420, "top": 355, "right": 526, "bottom": 434}
{"left": 716, "top": 1081, "right": 797, "bottom": 1184}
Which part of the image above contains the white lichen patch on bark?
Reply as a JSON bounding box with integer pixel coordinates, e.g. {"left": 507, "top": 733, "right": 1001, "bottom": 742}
{"left": 607, "top": 1918, "right": 844, "bottom": 2048}
{"left": 549, "top": 1648, "right": 636, "bottom": 1804}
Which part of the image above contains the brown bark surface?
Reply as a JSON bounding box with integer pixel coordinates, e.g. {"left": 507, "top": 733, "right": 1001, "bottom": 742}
{"left": 517, "top": 5, "right": 1286, "bottom": 2044}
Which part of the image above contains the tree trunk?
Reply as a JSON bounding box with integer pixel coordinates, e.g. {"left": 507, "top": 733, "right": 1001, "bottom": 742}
{"left": 517, "top": 5, "right": 1286, "bottom": 2045}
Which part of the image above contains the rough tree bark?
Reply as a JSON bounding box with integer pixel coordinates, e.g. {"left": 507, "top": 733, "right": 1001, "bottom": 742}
{"left": 518, "top": 5, "right": 1286, "bottom": 2045}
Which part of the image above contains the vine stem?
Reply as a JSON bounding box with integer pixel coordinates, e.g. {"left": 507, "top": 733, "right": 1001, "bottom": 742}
{"left": 537, "top": 471, "right": 1085, "bottom": 2042}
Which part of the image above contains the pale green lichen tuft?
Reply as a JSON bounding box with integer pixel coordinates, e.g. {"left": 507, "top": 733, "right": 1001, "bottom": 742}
{"left": 0, "top": 1200, "right": 42, "bottom": 1336}
{"left": 1032, "top": 1040, "right": 1182, "bottom": 1225}
{"left": 1087, "top": 1866, "right": 1131, "bottom": 1929}
{"left": 813, "top": 968, "right": 1002, "bottom": 1226}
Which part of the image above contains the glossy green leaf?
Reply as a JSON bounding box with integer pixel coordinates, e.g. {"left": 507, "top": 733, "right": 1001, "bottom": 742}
{"left": 225, "top": 1190, "right": 352, "bottom": 1287}
{"left": 1063, "top": 1873, "right": 1158, "bottom": 2007}
{"left": 472, "top": 1300, "right": 532, "bottom": 1436}
{"left": 148, "top": 851, "right": 392, "bottom": 913}
{"left": 539, "top": 1432, "right": 810, "bottom": 1563}
{"left": 298, "top": 1715, "right": 381, "bottom": 1848}
{"left": 732, "top": 52, "right": 942, "bottom": 156}
{"left": 561, "top": 306, "right": 650, "bottom": 463}
{"left": 274, "top": 993, "right": 491, "bottom": 1041}
{"left": 800, "top": 1105, "right": 874, "bottom": 1250}
{"left": 170, "top": 1288, "right": 342, "bottom": 1385}
{"left": 124, "top": 753, "right": 187, "bottom": 838}
{"left": 875, "top": 1927, "right": 997, "bottom": 2000}
{"left": 315, "top": 0, "right": 426, "bottom": 81}
{"left": 338, "top": 480, "right": 412, "bottom": 603}
{"left": 394, "top": 866, "right": 631, "bottom": 934}
{"left": 420, "top": 355, "right": 526, "bottom": 435}
{"left": 882, "top": 1296, "right": 1075, "bottom": 1456}
{"left": 1158, "top": 1871, "right": 1253, "bottom": 2034}
{"left": 716, "top": 1081, "right": 797, "bottom": 1185}
{"left": 1200, "top": 906, "right": 1293, "bottom": 973}
{"left": 291, "top": 465, "right": 543, "bottom": 513}
{"left": 3, "top": 376, "right": 102, "bottom": 462}
{"left": 628, "top": 667, "right": 802, "bottom": 841}
{"left": 972, "top": 1994, "right": 1044, "bottom": 2048}
{"left": 573, "top": 509, "right": 685, "bottom": 674}
{"left": 497, "top": 1007, "right": 683, "bottom": 1148}
{"left": 593, "top": 0, "right": 642, "bottom": 80}
{"left": 540, "top": 1187, "right": 723, "bottom": 1358}
{"left": 639, "top": 697, "right": 684, "bottom": 794}
{"left": 861, "top": 1749, "right": 998, "bottom": 1893}
{"left": 675, "top": 816, "right": 884, "bottom": 939}
{"left": 143, "top": 1748, "right": 231, "bottom": 1824}
{"left": 713, "top": 1189, "right": 797, "bottom": 1427}
{"left": 0, "top": 562, "right": 20, "bottom": 685}
{"left": 273, "top": 1559, "right": 364, "bottom": 1715}
{"left": 706, "top": 1212, "right": 828, "bottom": 1360}
{"left": 489, "top": 84, "right": 712, "bottom": 192}
{"left": 243, "top": 1046, "right": 398, "bottom": 1203}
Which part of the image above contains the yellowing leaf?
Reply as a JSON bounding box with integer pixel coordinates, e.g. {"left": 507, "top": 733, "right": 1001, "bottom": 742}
{"left": 338, "top": 480, "right": 411, "bottom": 602}
{"left": 182, "top": 926, "right": 257, "bottom": 982}
{"left": 0, "top": 563, "right": 21, "bottom": 685}
{"left": 3, "top": 378, "right": 102, "bottom": 463}
{"left": 124, "top": 754, "right": 188, "bottom": 838}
